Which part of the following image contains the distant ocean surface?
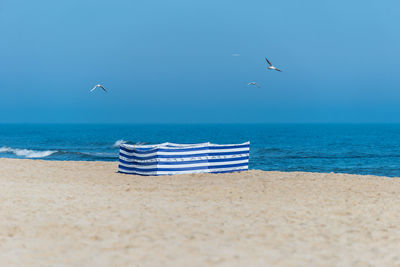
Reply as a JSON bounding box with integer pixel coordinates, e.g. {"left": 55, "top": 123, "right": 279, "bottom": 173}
{"left": 1, "top": 124, "right": 400, "bottom": 177}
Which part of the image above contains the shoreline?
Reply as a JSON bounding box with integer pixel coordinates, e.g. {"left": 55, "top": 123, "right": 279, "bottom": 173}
{"left": 1, "top": 158, "right": 400, "bottom": 266}
{"left": 1, "top": 157, "right": 397, "bottom": 179}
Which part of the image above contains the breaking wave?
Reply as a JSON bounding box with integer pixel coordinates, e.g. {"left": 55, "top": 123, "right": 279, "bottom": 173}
{"left": 0, "top": 146, "right": 57, "bottom": 158}
{"left": 113, "top": 139, "right": 128, "bottom": 147}
{"left": 0, "top": 140, "right": 148, "bottom": 161}
{"left": 113, "top": 140, "right": 148, "bottom": 148}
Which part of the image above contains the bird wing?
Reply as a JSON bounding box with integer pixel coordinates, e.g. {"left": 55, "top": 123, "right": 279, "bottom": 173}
{"left": 99, "top": 85, "right": 107, "bottom": 92}
{"left": 265, "top": 58, "right": 272, "bottom": 66}
{"left": 90, "top": 85, "right": 98, "bottom": 92}
{"left": 275, "top": 68, "right": 282, "bottom": 72}
{"left": 256, "top": 83, "right": 261, "bottom": 88}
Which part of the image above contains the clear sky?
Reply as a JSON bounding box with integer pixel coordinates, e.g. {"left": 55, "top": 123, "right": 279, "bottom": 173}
{"left": 0, "top": 0, "right": 399, "bottom": 123}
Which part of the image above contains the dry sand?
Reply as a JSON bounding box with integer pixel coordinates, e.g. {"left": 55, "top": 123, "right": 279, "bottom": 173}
{"left": 1, "top": 158, "right": 400, "bottom": 266}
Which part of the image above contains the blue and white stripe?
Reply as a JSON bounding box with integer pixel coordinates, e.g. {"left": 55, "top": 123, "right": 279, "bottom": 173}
{"left": 118, "top": 142, "right": 250, "bottom": 176}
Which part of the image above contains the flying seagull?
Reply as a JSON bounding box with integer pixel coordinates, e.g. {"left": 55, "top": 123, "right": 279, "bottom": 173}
{"left": 265, "top": 58, "right": 282, "bottom": 72}
{"left": 248, "top": 82, "right": 261, "bottom": 88}
{"left": 90, "top": 84, "right": 107, "bottom": 92}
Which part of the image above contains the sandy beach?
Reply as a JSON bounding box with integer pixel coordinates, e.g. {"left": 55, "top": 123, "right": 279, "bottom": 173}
{"left": 1, "top": 158, "right": 400, "bottom": 266}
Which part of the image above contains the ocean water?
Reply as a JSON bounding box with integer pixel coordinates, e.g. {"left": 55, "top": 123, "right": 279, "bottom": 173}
{"left": 1, "top": 124, "right": 400, "bottom": 177}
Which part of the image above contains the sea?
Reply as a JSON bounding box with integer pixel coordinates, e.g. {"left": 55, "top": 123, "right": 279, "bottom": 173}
{"left": 1, "top": 123, "right": 400, "bottom": 177}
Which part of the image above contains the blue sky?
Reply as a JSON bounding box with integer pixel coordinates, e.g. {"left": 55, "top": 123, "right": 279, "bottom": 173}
{"left": 0, "top": 0, "right": 399, "bottom": 123}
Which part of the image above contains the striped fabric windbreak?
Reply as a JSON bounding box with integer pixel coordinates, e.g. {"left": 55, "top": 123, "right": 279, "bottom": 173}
{"left": 118, "top": 142, "right": 250, "bottom": 176}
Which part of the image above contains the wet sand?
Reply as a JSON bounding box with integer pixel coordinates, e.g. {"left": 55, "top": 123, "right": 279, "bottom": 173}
{"left": 1, "top": 158, "right": 400, "bottom": 266}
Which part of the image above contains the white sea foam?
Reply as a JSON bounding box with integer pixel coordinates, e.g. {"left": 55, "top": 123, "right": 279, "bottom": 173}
{"left": 0, "top": 146, "right": 57, "bottom": 158}
{"left": 113, "top": 140, "right": 128, "bottom": 148}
